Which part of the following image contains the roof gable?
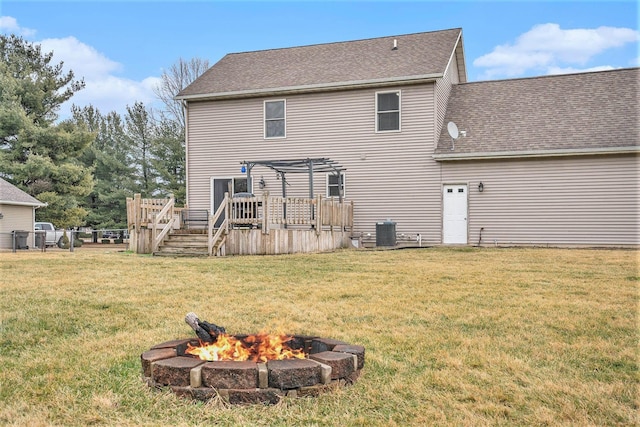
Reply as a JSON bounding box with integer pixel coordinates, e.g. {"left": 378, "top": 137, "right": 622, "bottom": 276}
{"left": 0, "top": 177, "right": 46, "bottom": 207}
{"left": 178, "top": 28, "right": 464, "bottom": 100}
{"left": 435, "top": 68, "right": 640, "bottom": 159}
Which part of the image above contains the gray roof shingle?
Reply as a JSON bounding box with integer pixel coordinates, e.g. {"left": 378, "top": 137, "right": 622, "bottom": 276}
{"left": 0, "top": 177, "right": 46, "bottom": 206}
{"left": 178, "top": 28, "right": 463, "bottom": 99}
{"left": 435, "top": 68, "right": 639, "bottom": 158}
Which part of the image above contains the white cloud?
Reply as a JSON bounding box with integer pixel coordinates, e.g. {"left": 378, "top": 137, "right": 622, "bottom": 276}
{"left": 39, "top": 36, "right": 122, "bottom": 77}
{"left": 474, "top": 23, "right": 639, "bottom": 79}
{"left": 61, "top": 75, "right": 162, "bottom": 119}
{"left": 1, "top": 16, "right": 161, "bottom": 119}
{"left": 0, "top": 16, "right": 36, "bottom": 37}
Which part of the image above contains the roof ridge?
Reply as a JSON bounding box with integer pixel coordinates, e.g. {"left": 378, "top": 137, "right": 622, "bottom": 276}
{"left": 224, "top": 27, "right": 462, "bottom": 57}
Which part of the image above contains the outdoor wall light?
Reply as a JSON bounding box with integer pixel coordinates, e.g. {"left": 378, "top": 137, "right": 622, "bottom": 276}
{"left": 0, "top": 212, "right": 3, "bottom": 219}
{"left": 259, "top": 176, "right": 266, "bottom": 189}
{"left": 478, "top": 182, "right": 484, "bottom": 192}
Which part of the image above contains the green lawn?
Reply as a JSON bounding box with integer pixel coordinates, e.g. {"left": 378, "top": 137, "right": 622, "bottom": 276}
{"left": 0, "top": 247, "right": 638, "bottom": 426}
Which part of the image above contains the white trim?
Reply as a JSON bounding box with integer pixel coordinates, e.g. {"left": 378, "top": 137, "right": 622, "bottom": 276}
{"left": 264, "top": 99, "right": 286, "bottom": 139}
{"left": 441, "top": 31, "right": 462, "bottom": 83}
{"left": 175, "top": 74, "right": 442, "bottom": 101}
{"left": 432, "top": 146, "right": 640, "bottom": 161}
{"left": 375, "top": 90, "right": 401, "bottom": 133}
{"left": 0, "top": 201, "right": 47, "bottom": 207}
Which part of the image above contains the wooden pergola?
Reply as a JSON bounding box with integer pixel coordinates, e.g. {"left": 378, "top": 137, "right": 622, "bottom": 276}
{"left": 241, "top": 158, "right": 346, "bottom": 201}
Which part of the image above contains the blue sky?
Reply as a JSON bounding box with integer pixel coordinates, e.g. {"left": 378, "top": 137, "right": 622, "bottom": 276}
{"left": 1, "top": 1, "right": 638, "bottom": 119}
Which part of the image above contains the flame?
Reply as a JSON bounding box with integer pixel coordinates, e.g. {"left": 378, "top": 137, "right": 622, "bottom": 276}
{"left": 186, "top": 333, "right": 306, "bottom": 362}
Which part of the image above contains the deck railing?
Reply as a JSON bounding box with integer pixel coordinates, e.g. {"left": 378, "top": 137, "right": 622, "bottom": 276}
{"left": 226, "top": 193, "right": 353, "bottom": 231}
{"left": 126, "top": 193, "right": 184, "bottom": 228}
{"left": 127, "top": 192, "right": 353, "bottom": 254}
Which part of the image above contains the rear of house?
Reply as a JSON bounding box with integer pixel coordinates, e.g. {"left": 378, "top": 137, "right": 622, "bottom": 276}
{"left": 178, "top": 28, "right": 639, "bottom": 248}
{"left": 178, "top": 29, "right": 466, "bottom": 246}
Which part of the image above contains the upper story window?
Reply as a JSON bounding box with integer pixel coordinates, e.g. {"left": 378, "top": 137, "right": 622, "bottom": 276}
{"left": 264, "top": 100, "right": 286, "bottom": 138}
{"left": 376, "top": 91, "right": 400, "bottom": 132}
{"left": 327, "top": 173, "right": 346, "bottom": 198}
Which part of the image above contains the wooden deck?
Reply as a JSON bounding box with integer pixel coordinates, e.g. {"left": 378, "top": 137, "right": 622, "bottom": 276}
{"left": 126, "top": 193, "right": 354, "bottom": 256}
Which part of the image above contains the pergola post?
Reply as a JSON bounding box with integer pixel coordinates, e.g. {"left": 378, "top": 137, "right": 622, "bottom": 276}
{"left": 246, "top": 163, "right": 253, "bottom": 193}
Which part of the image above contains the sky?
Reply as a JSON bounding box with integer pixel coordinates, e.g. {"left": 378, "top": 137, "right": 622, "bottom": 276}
{"left": 1, "top": 1, "right": 638, "bottom": 119}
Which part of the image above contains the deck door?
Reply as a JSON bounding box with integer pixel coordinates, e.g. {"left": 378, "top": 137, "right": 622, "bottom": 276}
{"left": 211, "top": 177, "right": 248, "bottom": 227}
{"left": 443, "top": 184, "right": 468, "bottom": 244}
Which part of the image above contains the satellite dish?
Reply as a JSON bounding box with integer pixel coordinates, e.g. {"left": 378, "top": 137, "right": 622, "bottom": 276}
{"left": 447, "top": 121, "right": 459, "bottom": 139}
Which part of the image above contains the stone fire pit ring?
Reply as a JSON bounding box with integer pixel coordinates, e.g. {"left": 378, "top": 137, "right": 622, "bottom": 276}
{"left": 141, "top": 335, "right": 365, "bottom": 405}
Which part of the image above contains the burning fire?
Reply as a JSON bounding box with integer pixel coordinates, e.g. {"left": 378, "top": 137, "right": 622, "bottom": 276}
{"left": 186, "top": 333, "right": 306, "bottom": 363}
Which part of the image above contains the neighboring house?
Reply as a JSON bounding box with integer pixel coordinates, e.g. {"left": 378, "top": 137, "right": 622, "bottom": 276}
{"left": 0, "top": 177, "right": 47, "bottom": 249}
{"left": 176, "top": 28, "right": 639, "bottom": 248}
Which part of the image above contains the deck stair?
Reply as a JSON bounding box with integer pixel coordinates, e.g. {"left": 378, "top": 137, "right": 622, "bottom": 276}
{"left": 153, "top": 231, "right": 209, "bottom": 257}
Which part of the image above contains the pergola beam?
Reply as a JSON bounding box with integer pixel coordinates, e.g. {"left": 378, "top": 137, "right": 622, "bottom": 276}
{"left": 241, "top": 158, "right": 346, "bottom": 200}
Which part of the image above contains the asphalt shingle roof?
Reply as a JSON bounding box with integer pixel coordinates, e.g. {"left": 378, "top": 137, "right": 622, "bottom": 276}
{"left": 435, "top": 68, "right": 639, "bottom": 158}
{"left": 0, "top": 177, "right": 46, "bottom": 206}
{"left": 178, "top": 28, "right": 463, "bottom": 99}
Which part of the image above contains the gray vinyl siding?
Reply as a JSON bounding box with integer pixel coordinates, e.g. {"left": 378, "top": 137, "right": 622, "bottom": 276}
{"left": 440, "top": 154, "right": 639, "bottom": 247}
{"left": 186, "top": 83, "right": 444, "bottom": 243}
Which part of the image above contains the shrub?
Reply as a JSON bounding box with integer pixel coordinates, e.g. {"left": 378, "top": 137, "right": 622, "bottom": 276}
{"left": 59, "top": 231, "right": 70, "bottom": 249}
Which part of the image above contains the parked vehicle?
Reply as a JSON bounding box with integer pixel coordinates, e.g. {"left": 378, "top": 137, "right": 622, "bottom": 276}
{"left": 34, "top": 222, "right": 66, "bottom": 248}
{"left": 102, "top": 231, "right": 121, "bottom": 239}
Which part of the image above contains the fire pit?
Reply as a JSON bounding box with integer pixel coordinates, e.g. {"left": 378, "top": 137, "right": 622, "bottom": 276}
{"left": 140, "top": 313, "right": 365, "bottom": 404}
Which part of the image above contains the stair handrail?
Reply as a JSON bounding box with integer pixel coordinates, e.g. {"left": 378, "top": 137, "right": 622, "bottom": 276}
{"left": 208, "top": 193, "right": 229, "bottom": 256}
{"left": 152, "top": 195, "right": 176, "bottom": 253}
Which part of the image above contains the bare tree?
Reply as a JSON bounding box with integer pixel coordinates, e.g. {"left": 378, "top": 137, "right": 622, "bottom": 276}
{"left": 153, "top": 57, "right": 210, "bottom": 128}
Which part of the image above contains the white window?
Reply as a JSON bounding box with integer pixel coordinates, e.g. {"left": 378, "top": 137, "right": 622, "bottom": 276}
{"left": 327, "top": 173, "right": 345, "bottom": 198}
{"left": 264, "top": 100, "right": 286, "bottom": 138}
{"left": 376, "top": 91, "right": 400, "bottom": 132}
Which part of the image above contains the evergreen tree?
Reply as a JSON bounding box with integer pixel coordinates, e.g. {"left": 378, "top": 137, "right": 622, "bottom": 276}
{"left": 72, "top": 105, "right": 135, "bottom": 230}
{"left": 151, "top": 113, "right": 186, "bottom": 204}
{"left": 125, "top": 101, "right": 158, "bottom": 197}
{"left": 0, "top": 34, "right": 94, "bottom": 228}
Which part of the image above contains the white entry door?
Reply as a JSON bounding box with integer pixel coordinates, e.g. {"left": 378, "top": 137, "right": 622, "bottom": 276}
{"left": 443, "top": 184, "right": 468, "bottom": 244}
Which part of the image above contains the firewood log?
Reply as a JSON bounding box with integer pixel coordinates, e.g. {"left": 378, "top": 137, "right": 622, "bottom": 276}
{"left": 184, "top": 312, "right": 225, "bottom": 343}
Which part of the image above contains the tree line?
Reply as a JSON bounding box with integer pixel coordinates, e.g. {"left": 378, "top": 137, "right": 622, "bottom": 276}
{"left": 0, "top": 34, "right": 209, "bottom": 230}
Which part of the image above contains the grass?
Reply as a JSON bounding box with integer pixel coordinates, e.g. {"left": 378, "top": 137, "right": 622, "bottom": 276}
{"left": 0, "top": 247, "right": 638, "bottom": 426}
